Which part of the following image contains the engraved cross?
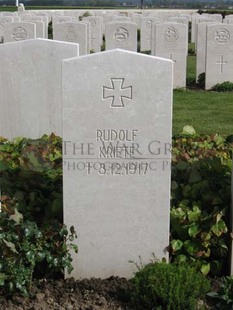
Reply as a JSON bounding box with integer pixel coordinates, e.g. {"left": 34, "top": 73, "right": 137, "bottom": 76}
{"left": 216, "top": 55, "right": 227, "bottom": 74}
{"left": 103, "top": 78, "right": 132, "bottom": 108}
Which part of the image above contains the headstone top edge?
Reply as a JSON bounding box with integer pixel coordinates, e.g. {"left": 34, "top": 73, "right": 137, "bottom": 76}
{"left": 62, "top": 48, "right": 174, "bottom": 64}
{"left": 105, "top": 21, "right": 137, "bottom": 25}
{"left": 0, "top": 38, "right": 79, "bottom": 48}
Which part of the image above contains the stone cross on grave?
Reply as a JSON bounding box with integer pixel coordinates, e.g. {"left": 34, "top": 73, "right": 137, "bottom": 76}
{"left": 216, "top": 55, "right": 227, "bottom": 74}
{"left": 102, "top": 78, "right": 132, "bottom": 108}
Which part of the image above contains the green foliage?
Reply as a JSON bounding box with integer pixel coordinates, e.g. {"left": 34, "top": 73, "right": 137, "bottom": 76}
{"left": 0, "top": 134, "right": 62, "bottom": 225}
{"left": 186, "top": 76, "right": 196, "bottom": 88}
{"left": 79, "top": 11, "right": 91, "bottom": 20}
{"left": 131, "top": 261, "right": 211, "bottom": 310}
{"left": 197, "top": 72, "right": 205, "bottom": 89}
{"left": 188, "top": 47, "right": 196, "bottom": 56}
{"left": 212, "top": 81, "right": 233, "bottom": 92}
{"left": 0, "top": 7, "right": 17, "bottom": 12}
{"left": 186, "top": 55, "right": 196, "bottom": 88}
{"left": 207, "top": 276, "right": 233, "bottom": 309}
{"left": 188, "top": 43, "right": 196, "bottom": 56}
{"left": 1, "top": 132, "right": 232, "bottom": 279}
{"left": 0, "top": 197, "right": 78, "bottom": 296}
{"left": 48, "top": 21, "right": 53, "bottom": 39}
{"left": 171, "top": 132, "right": 232, "bottom": 275}
{"left": 140, "top": 50, "right": 151, "bottom": 55}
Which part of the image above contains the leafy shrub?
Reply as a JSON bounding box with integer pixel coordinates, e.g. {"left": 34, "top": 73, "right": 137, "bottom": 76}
{"left": 171, "top": 133, "right": 232, "bottom": 275}
{"left": 188, "top": 43, "right": 196, "bottom": 56}
{"left": 131, "top": 261, "right": 211, "bottom": 310}
{"left": 79, "top": 11, "right": 91, "bottom": 20}
{"left": 212, "top": 81, "right": 233, "bottom": 92}
{"left": 207, "top": 276, "right": 233, "bottom": 309}
{"left": 0, "top": 196, "right": 78, "bottom": 296}
{"left": 1, "top": 132, "right": 232, "bottom": 277}
{"left": 0, "top": 134, "right": 62, "bottom": 225}
{"left": 186, "top": 76, "right": 196, "bottom": 87}
{"left": 197, "top": 72, "right": 205, "bottom": 89}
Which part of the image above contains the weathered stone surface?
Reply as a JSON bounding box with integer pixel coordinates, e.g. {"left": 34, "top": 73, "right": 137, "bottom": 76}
{"left": 62, "top": 49, "right": 173, "bottom": 279}
{"left": 0, "top": 38, "right": 79, "bottom": 139}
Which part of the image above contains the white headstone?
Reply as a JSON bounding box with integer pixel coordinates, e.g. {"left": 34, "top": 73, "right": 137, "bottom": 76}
{"left": 130, "top": 13, "right": 141, "bottom": 29}
{"left": 196, "top": 22, "right": 217, "bottom": 81}
{"left": 169, "top": 16, "right": 189, "bottom": 27}
{"left": 191, "top": 13, "right": 200, "bottom": 43}
{"left": 0, "top": 17, "right": 13, "bottom": 42}
{"left": 1, "top": 12, "right": 17, "bottom": 17}
{"left": 85, "top": 16, "right": 103, "bottom": 53}
{"left": 78, "top": 20, "right": 91, "bottom": 52}
{"left": 53, "top": 16, "right": 75, "bottom": 24}
{"left": 53, "top": 22, "right": 88, "bottom": 55}
{"left": 62, "top": 49, "right": 173, "bottom": 279}
{"left": 205, "top": 24, "right": 233, "bottom": 89}
{"left": 211, "top": 14, "right": 223, "bottom": 23}
{"left": 223, "top": 18, "right": 233, "bottom": 24}
{"left": 152, "top": 22, "right": 188, "bottom": 88}
{"left": 105, "top": 21, "right": 137, "bottom": 52}
{"left": 195, "top": 18, "right": 215, "bottom": 44}
{"left": 140, "top": 17, "right": 159, "bottom": 52}
{"left": 3, "top": 22, "right": 36, "bottom": 42}
{"left": 0, "top": 39, "right": 79, "bottom": 139}
{"left": 13, "top": 16, "right": 20, "bottom": 22}
{"left": 20, "top": 15, "right": 48, "bottom": 38}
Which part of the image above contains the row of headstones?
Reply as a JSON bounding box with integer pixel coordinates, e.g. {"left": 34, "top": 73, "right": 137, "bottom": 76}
{"left": 2, "top": 10, "right": 233, "bottom": 89}
{"left": 0, "top": 16, "right": 188, "bottom": 88}
{"left": 191, "top": 12, "right": 233, "bottom": 44}
{"left": 0, "top": 38, "right": 173, "bottom": 278}
{"left": 196, "top": 23, "right": 233, "bottom": 89}
{"left": 191, "top": 12, "right": 233, "bottom": 89}
{"left": 0, "top": 11, "right": 190, "bottom": 52}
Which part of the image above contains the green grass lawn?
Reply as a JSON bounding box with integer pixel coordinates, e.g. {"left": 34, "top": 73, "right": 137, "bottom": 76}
{"left": 173, "top": 89, "right": 233, "bottom": 136}
{"left": 173, "top": 52, "right": 233, "bottom": 136}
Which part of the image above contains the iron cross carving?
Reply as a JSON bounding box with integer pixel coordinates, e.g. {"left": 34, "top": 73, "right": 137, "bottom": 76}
{"left": 103, "top": 78, "right": 132, "bottom": 108}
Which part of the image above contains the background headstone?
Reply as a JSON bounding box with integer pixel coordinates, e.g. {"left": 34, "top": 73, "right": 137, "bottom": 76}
{"left": 152, "top": 22, "right": 188, "bottom": 88}
{"left": 85, "top": 16, "right": 103, "bottom": 53}
{"left": 53, "top": 22, "right": 88, "bottom": 55}
{"left": 0, "top": 17, "right": 13, "bottom": 43}
{"left": 21, "top": 15, "right": 48, "bottom": 38}
{"left": 140, "top": 17, "right": 159, "bottom": 52}
{"left": 105, "top": 21, "right": 137, "bottom": 52}
{"left": 3, "top": 22, "right": 36, "bottom": 42}
{"left": 0, "top": 39, "right": 79, "bottom": 139}
{"left": 205, "top": 24, "right": 233, "bottom": 89}
{"left": 196, "top": 22, "right": 213, "bottom": 81}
